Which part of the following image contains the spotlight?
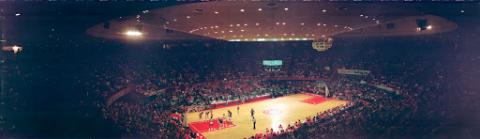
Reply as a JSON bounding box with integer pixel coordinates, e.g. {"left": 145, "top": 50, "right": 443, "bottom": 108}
{"left": 124, "top": 30, "right": 143, "bottom": 37}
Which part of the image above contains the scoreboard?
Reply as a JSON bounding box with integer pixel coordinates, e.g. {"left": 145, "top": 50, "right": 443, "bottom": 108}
{"left": 262, "top": 60, "right": 282, "bottom": 72}
{"left": 262, "top": 60, "right": 283, "bottom": 66}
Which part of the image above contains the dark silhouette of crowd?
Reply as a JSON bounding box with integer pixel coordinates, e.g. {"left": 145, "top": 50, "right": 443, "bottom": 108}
{"left": 65, "top": 30, "right": 480, "bottom": 139}
{"left": 4, "top": 27, "right": 478, "bottom": 138}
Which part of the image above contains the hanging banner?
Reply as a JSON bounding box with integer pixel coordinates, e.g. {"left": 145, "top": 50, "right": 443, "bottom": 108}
{"left": 337, "top": 68, "right": 371, "bottom": 76}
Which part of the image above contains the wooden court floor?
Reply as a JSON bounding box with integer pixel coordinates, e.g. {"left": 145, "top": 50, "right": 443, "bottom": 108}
{"left": 185, "top": 93, "right": 348, "bottom": 139}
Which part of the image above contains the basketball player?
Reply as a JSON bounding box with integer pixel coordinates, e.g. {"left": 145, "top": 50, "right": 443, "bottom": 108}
{"left": 237, "top": 105, "right": 240, "bottom": 115}
{"left": 227, "top": 110, "right": 233, "bottom": 121}
{"left": 209, "top": 119, "right": 214, "bottom": 131}
{"left": 252, "top": 117, "right": 256, "bottom": 130}
{"left": 199, "top": 111, "right": 204, "bottom": 119}
{"left": 210, "top": 111, "right": 213, "bottom": 120}
{"left": 222, "top": 113, "right": 226, "bottom": 127}
{"left": 250, "top": 108, "right": 255, "bottom": 118}
{"left": 218, "top": 117, "right": 224, "bottom": 129}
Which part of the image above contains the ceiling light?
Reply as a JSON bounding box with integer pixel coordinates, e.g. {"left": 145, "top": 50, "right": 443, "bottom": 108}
{"left": 258, "top": 8, "right": 262, "bottom": 11}
{"left": 284, "top": 8, "right": 289, "bottom": 11}
{"left": 124, "top": 30, "right": 143, "bottom": 37}
{"left": 214, "top": 11, "right": 219, "bottom": 14}
{"left": 426, "top": 25, "right": 433, "bottom": 30}
{"left": 240, "top": 9, "right": 245, "bottom": 12}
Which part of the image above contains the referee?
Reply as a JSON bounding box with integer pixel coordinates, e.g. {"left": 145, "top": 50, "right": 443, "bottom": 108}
{"left": 252, "top": 117, "right": 256, "bottom": 130}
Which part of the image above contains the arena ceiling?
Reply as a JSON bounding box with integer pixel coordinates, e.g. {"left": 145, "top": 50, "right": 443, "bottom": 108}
{"left": 87, "top": 1, "right": 458, "bottom": 42}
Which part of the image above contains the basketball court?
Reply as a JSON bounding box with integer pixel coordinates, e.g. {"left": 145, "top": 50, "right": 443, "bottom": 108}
{"left": 185, "top": 93, "right": 348, "bottom": 139}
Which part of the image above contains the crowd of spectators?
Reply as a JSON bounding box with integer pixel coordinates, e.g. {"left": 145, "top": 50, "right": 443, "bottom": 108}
{"left": 69, "top": 32, "right": 480, "bottom": 138}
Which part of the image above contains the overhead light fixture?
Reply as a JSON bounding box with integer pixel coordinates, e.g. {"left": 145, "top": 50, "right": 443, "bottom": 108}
{"left": 2, "top": 45, "right": 23, "bottom": 54}
{"left": 12, "top": 45, "right": 22, "bottom": 54}
{"left": 124, "top": 30, "right": 143, "bottom": 37}
{"left": 426, "top": 25, "right": 433, "bottom": 30}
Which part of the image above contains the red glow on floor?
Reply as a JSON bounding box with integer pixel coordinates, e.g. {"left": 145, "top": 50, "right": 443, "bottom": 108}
{"left": 188, "top": 119, "right": 236, "bottom": 133}
{"left": 302, "top": 96, "right": 328, "bottom": 104}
